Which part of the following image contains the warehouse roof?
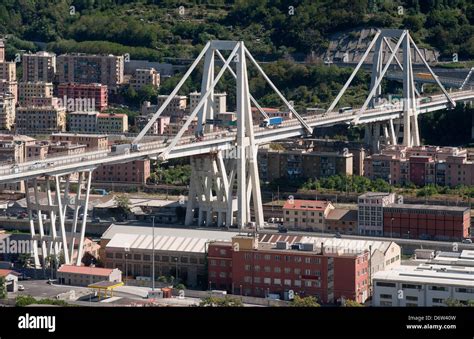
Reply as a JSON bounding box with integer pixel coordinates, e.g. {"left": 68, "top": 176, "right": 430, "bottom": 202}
{"left": 103, "top": 225, "right": 239, "bottom": 253}
{"left": 58, "top": 265, "right": 114, "bottom": 277}
{"left": 373, "top": 264, "right": 474, "bottom": 287}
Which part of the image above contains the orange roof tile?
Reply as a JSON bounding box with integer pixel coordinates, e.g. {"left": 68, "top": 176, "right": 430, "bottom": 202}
{"left": 283, "top": 199, "right": 330, "bottom": 211}
{"left": 58, "top": 265, "right": 114, "bottom": 276}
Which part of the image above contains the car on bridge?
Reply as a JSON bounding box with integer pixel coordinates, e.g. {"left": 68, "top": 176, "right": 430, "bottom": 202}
{"left": 339, "top": 106, "right": 353, "bottom": 114}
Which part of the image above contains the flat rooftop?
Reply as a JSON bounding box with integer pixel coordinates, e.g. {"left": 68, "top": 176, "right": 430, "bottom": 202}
{"left": 373, "top": 264, "right": 474, "bottom": 287}
{"left": 385, "top": 203, "right": 469, "bottom": 212}
{"left": 103, "top": 225, "right": 239, "bottom": 254}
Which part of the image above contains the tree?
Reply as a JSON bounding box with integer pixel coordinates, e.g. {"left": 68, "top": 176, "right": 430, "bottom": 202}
{"left": 199, "top": 296, "right": 243, "bottom": 307}
{"left": 0, "top": 277, "right": 6, "bottom": 299}
{"left": 343, "top": 299, "right": 364, "bottom": 307}
{"left": 17, "top": 253, "right": 31, "bottom": 269}
{"left": 174, "top": 283, "right": 186, "bottom": 290}
{"left": 290, "top": 295, "right": 320, "bottom": 307}
{"left": 114, "top": 195, "right": 131, "bottom": 213}
{"left": 445, "top": 298, "right": 474, "bottom": 307}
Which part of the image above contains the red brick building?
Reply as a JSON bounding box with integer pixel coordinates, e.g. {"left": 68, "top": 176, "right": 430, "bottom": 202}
{"left": 92, "top": 159, "right": 150, "bottom": 184}
{"left": 409, "top": 156, "right": 435, "bottom": 186}
{"left": 58, "top": 83, "right": 108, "bottom": 112}
{"left": 383, "top": 204, "right": 470, "bottom": 240}
{"left": 208, "top": 235, "right": 370, "bottom": 304}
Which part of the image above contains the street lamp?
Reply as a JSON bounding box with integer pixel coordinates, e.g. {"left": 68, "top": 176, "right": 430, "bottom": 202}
{"left": 151, "top": 216, "right": 155, "bottom": 292}
{"left": 174, "top": 257, "right": 178, "bottom": 284}
{"left": 391, "top": 217, "right": 394, "bottom": 238}
{"left": 124, "top": 246, "right": 130, "bottom": 286}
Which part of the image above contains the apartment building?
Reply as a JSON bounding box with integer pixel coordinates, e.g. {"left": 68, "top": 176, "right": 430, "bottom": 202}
{"left": 0, "top": 59, "right": 15, "bottom": 82}
{"left": 373, "top": 250, "right": 474, "bottom": 307}
{"left": 383, "top": 204, "right": 470, "bottom": 240}
{"left": 97, "top": 113, "right": 128, "bottom": 133}
{"left": 364, "top": 145, "right": 474, "bottom": 187}
{"left": 48, "top": 141, "right": 86, "bottom": 156}
{"left": 93, "top": 159, "right": 150, "bottom": 184}
{"left": 15, "top": 105, "right": 66, "bottom": 133}
{"left": 258, "top": 148, "right": 353, "bottom": 182}
{"left": 57, "top": 53, "right": 124, "bottom": 89}
{"left": 18, "top": 81, "right": 53, "bottom": 106}
{"left": 307, "top": 139, "right": 367, "bottom": 176}
{"left": 0, "top": 41, "right": 17, "bottom": 105}
{"left": 130, "top": 68, "right": 160, "bottom": 91}
{"left": 67, "top": 111, "right": 99, "bottom": 133}
{"left": 26, "top": 141, "right": 49, "bottom": 160}
{"left": 58, "top": 83, "right": 108, "bottom": 112}
{"left": 50, "top": 133, "right": 108, "bottom": 151}
{"left": 145, "top": 95, "right": 187, "bottom": 116}
{"left": 0, "top": 80, "right": 18, "bottom": 105}
{"left": 189, "top": 91, "right": 227, "bottom": 114}
{"left": 282, "top": 199, "right": 335, "bottom": 231}
{"left": 358, "top": 192, "right": 396, "bottom": 236}
{"left": 135, "top": 114, "right": 170, "bottom": 135}
{"left": 0, "top": 134, "right": 35, "bottom": 163}
{"left": 22, "top": 51, "right": 56, "bottom": 82}
{"left": 0, "top": 93, "right": 15, "bottom": 130}
{"left": 208, "top": 235, "right": 370, "bottom": 304}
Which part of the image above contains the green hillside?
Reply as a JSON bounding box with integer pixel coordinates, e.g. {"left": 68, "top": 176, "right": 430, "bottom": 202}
{"left": 0, "top": 0, "right": 473, "bottom": 61}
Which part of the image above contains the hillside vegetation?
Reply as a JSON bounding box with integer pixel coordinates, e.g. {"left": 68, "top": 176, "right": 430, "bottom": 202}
{"left": 0, "top": 0, "right": 473, "bottom": 61}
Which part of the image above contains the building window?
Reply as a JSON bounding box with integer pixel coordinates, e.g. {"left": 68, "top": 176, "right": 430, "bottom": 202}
{"left": 254, "top": 265, "right": 260, "bottom": 272}
{"left": 274, "top": 278, "right": 281, "bottom": 285}
{"left": 284, "top": 279, "right": 291, "bottom": 286}
{"left": 264, "top": 266, "right": 271, "bottom": 273}
{"left": 210, "top": 260, "right": 217, "bottom": 266}
{"left": 209, "top": 271, "right": 216, "bottom": 278}
{"left": 254, "top": 277, "right": 261, "bottom": 283}
{"left": 429, "top": 285, "right": 447, "bottom": 291}
{"left": 264, "top": 254, "right": 271, "bottom": 260}
{"left": 244, "top": 276, "right": 252, "bottom": 283}
{"left": 264, "top": 278, "right": 271, "bottom": 285}
{"left": 245, "top": 264, "right": 251, "bottom": 271}
{"left": 380, "top": 294, "right": 392, "bottom": 299}
{"left": 219, "top": 249, "right": 227, "bottom": 255}
{"left": 274, "top": 267, "right": 281, "bottom": 273}
{"left": 294, "top": 280, "right": 301, "bottom": 287}
{"left": 294, "top": 268, "right": 301, "bottom": 274}
{"left": 284, "top": 267, "right": 291, "bottom": 274}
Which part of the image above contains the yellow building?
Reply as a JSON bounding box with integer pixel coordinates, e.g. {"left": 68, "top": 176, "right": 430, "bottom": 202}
{"left": 97, "top": 113, "right": 128, "bottom": 133}
{"left": 283, "top": 199, "right": 335, "bottom": 232}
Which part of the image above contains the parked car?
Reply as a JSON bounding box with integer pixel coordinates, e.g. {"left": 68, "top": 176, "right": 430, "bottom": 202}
{"left": 462, "top": 239, "right": 473, "bottom": 244}
{"left": 278, "top": 226, "right": 288, "bottom": 233}
{"left": 18, "top": 285, "right": 25, "bottom": 291}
